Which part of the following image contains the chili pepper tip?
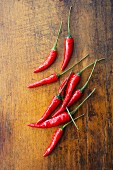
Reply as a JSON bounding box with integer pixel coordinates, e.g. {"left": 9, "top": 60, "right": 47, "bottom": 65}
{"left": 43, "top": 152, "right": 48, "bottom": 157}
{"left": 27, "top": 84, "right": 33, "bottom": 88}
{"left": 27, "top": 123, "right": 35, "bottom": 127}
{"left": 34, "top": 69, "right": 38, "bottom": 73}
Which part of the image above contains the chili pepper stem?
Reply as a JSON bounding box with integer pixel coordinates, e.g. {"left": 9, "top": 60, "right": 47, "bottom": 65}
{"left": 80, "top": 60, "right": 97, "bottom": 93}
{"left": 79, "top": 58, "right": 105, "bottom": 75}
{"left": 67, "top": 6, "right": 72, "bottom": 38}
{"left": 71, "top": 88, "right": 96, "bottom": 115}
{"left": 62, "top": 114, "right": 84, "bottom": 129}
{"left": 52, "top": 21, "right": 62, "bottom": 50}
{"left": 66, "top": 107, "right": 79, "bottom": 129}
{"left": 59, "top": 54, "right": 89, "bottom": 77}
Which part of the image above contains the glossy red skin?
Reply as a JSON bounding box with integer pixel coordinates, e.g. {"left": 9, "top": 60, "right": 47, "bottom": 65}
{"left": 43, "top": 128, "right": 63, "bottom": 157}
{"left": 27, "top": 74, "right": 58, "bottom": 88}
{"left": 65, "top": 72, "right": 78, "bottom": 94}
{"left": 34, "top": 50, "right": 57, "bottom": 73}
{"left": 28, "top": 112, "right": 70, "bottom": 128}
{"left": 61, "top": 37, "right": 74, "bottom": 71}
{"left": 37, "top": 96, "right": 61, "bottom": 124}
{"left": 67, "top": 89, "right": 82, "bottom": 107}
{"left": 52, "top": 73, "right": 80, "bottom": 118}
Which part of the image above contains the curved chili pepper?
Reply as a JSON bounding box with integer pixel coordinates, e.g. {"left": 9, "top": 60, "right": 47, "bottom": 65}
{"left": 27, "top": 54, "right": 88, "bottom": 88}
{"left": 43, "top": 128, "right": 63, "bottom": 157}
{"left": 62, "top": 38, "right": 74, "bottom": 71}
{"left": 27, "top": 74, "right": 58, "bottom": 88}
{"left": 28, "top": 112, "right": 70, "bottom": 128}
{"left": 61, "top": 6, "right": 74, "bottom": 71}
{"left": 36, "top": 71, "right": 72, "bottom": 124}
{"left": 58, "top": 73, "right": 80, "bottom": 112}
{"left": 68, "top": 60, "right": 97, "bottom": 107}
{"left": 67, "top": 90, "right": 82, "bottom": 107}
{"left": 37, "top": 96, "right": 61, "bottom": 124}
{"left": 28, "top": 89, "right": 95, "bottom": 128}
{"left": 34, "top": 22, "right": 62, "bottom": 73}
{"left": 43, "top": 114, "right": 84, "bottom": 156}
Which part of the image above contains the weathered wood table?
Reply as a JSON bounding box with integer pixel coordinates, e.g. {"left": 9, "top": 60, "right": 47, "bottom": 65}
{"left": 0, "top": 0, "right": 113, "bottom": 169}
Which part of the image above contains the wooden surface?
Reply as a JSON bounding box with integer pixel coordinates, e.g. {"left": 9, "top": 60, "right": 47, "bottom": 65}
{"left": 0, "top": 0, "right": 113, "bottom": 170}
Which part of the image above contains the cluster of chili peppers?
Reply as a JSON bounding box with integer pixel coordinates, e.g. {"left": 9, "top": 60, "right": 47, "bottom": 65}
{"left": 27, "top": 7, "right": 105, "bottom": 156}
{"left": 32, "top": 6, "right": 73, "bottom": 74}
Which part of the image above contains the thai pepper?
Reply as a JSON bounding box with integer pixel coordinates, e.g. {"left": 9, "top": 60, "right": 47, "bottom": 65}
{"left": 27, "top": 88, "right": 95, "bottom": 128}
{"left": 61, "top": 6, "right": 74, "bottom": 71}
{"left": 27, "top": 54, "right": 88, "bottom": 88}
{"left": 43, "top": 114, "right": 84, "bottom": 157}
{"left": 36, "top": 71, "right": 72, "bottom": 124}
{"left": 34, "top": 21, "right": 62, "bottom": 73}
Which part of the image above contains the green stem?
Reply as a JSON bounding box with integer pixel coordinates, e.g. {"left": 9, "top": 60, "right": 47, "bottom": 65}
{"left": 71, "top": 88, "right": 96, "bottom": 115}
{"left": 52, "top": 21, "right": 62, "bottom": 50}
{"left": 62, "top": 114, "right": 84, "bottom": 129}
{"left": 80, "top": 60, "right": 97, "bottom": 93}
{"left": 67, "top": 6, "right": 72, "bottom": 38}
{"left": 79, "top": 58, "right": 105, "bottom": 75}
{"left": 66, "top": 107, "right": 79, "bottom": 129}
{"left": 58, "top": 57, "right": 105, "bottom": 78}
{"left": 58, "top": 54, "right": 89, "bottom": 77}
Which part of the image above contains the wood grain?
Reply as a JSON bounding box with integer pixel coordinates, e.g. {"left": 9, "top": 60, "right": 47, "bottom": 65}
{"left": 0, "top": 0, "right": 113, "bottom": 170}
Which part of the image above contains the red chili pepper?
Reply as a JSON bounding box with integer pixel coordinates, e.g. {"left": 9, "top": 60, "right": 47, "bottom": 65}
{"left": 43, "top": 128, "right": 63, "bottom": 156}
{"left": 37, "top": 97, "right": 62, "bottom": 124}
{"left": 28, "top": 112, "right": 70, "bottom": 128}
{"left": 61, "top": 6, "right": 74, "bottom": 71}
{"left": 36, "top": 71, "right": 72, "bottom": 124}
{"left": 28, "top": 89, "right": 95, "bottom": 128}
{"left": 43, "top": 113, "right": 84, "bottom": 156}
{"left": 27, "top": 74, "right": 58, "bottom": 88}
{"left": 67, "top": 90, "right": 82, "bottom": 107}
{"left": 68, "top": 60, "right": 97, "bottom": 107}
{"left": 27, "top": 54, "right": 88, "bottom": 88}
{"left": 34, "top": 22, "right": 62, "bottom": 73}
